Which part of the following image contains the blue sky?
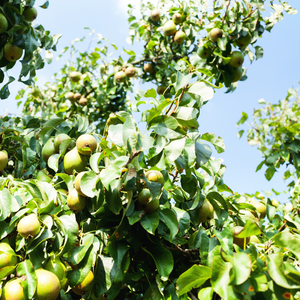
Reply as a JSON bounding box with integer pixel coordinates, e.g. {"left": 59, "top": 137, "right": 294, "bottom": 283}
{"left": 2, "top": 0, "right": 300, "bottom": 202}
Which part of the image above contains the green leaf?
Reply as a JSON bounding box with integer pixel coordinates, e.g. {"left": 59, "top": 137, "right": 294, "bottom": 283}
{"left": 140, "top": 211, "right": 159, "bottom": 235}
{"left": 188, "top": 82, "right": 214, "bottom": 101}
{"left": 177, "top": 264, "right": 211, "bottom": 296}
{"left": 159, "top": 209, "right": 179, "bottom": 241}
{"left": 273, "top": 230, "right": 300, "bottom": 260}
{"left": 201, "top": 133, "right": 225, "bottom": 154}
{"left": 198, "top": 287, "right": 214, "bottom": 300}
{"left": 164, "top": 138, "right": 185, "bottom": 162}
{"left": 172, "top": 207, "right": 190, "bottom": 234}
{"left": 0, "top": 189, "right": 12, "bottom": 221}
{"left": 207, "top": 191, "right": 227, "bottom": 210}
{"left": 175, "top": 107, "right": 199, "bottom": 121}
{"left": 175, "top": 72, "right": 192, "bottom": 92}
{"left": 195, "top": 141, "right": 212, "bottom": 166}
{"left": 81, "top": 171, "right": 99, "bottom": 198}
{"left": 229, "top": 252, "right": 252, "bottom": 285}
{"left": 68, "top": 234, "right": 94, "bottom": 265}
{"left": 16, "top": 260, "right": 36, "bottom": 299}
{"left": 235, "top": 221, "right": 261, "bottom": 238}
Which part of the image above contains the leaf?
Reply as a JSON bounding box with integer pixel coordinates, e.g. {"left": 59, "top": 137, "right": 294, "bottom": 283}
{"left": 108, "top": 124, "right": 124, "bottom": 147}
{"left": 16, "top": 260, "right": 36, "bottom": 299}
{"left": 172, "top": 207, "right": 190, "bottom": 234}
{"left": 214, "top": 228, "right": 233, "bottom": 255}
{"left": 273, "top": 230, "right": 300, "bottom": 260}
{"left": 198, "top": 287, "right": 214, "bottom": 300}
{"left": 177, "top": 264, "right": 211, "bottom": 296}
{"left": 159, "top": 209, "right": 178, "bottom": 241}
{"left": 229, "top": 252, "right": 252, "bottom": 285}
{"left": 140, "top": 212, "right": 159, "bottom": 235}
{"left": 195, "top": 141, "right": 212, "bottom": 166}
{"left": 175, "top": 107, "right": 199, "bottom": 121}
{"left": 207, "top": 191, "right": 227, "bottom": 210}
{"left": 235, "top": 221, "right": 261, "bottom": 238}
{"left": 175, "top": 72, "right": 192, "bottom": 92}
{"left": 188, "top": 82, "right": 214, "bottom": 101}
{"left": 81, "top": 171, "right": 99, "bottom": 198}
{"left": 164, "top": 138, "right": 185, "bottom": 162}
{"left": 0, "top": 189, "right": 12, "bottom": 221}
{"left": 68, "top": 234, "right": 94, "bottom": 265}
{"left": 201, "top": 133, "right": 225, "bottom": 154}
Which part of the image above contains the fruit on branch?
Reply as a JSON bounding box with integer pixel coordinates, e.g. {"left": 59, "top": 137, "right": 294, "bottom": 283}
{"left": 145, "top": 198, "right": 159, "bottom": 214}
{"left": 63, "top": 147, "right": 88, "bottom": 174}
{"left": 229, "top": 51, "right": 244, "bottom": 68}
{"left": 163, "top": 20, "right": 177, "bottom": 36}
{"left": 78, "top": 97, "right": 88, "bottom": 106}
{"left": 232, "top": 66, "right": 243, "bottom": 82}
{"left": 145, "top": 170, "right": 164, "bottom": 185}
{"left": 271, "top": 199, "right": 279, "bottom": 207}
{"left": 198, "top": 199, "right": 214, "bottom": 223}
{"left": 54, "top": 133, "right": 71, "bottom": 152}
{"left": 231, "top": 226, "right": 250, "bottom": 248}
{"left": 45, "top": 256, "right": 66, "bottom": 281}
{"left": 0, "top": 240, "right": 18, "bottom": 271}
{"left": 172, "top": 13, "right": 183, "bottom": 25}
{"left": 65, "top": 92, "right": 75, "bottom": 102}
{"left": 17, "top": 214, "right": 41, "bottom": 238}
{"left": 236, "top": 33, "right": 251, "bottom": 48}
{"left": 174, "top": 31, "right": 186, "bottom": 44}
{"left": 150, "top": 8, "right": 161, "bottom": 22}
{"left": 208, "top": 28, "right": 223, "bottom": 42}
{"left": 75, "top": 171, "right": 88, "bottom": 196}
{"left": 197, "top": 46, "right": 212, "bottom": 59}
{"left": 137, "top": 189, "right": 159, "bottom": 214}
{"left": 250, "top": 199, "right": 266, "bottom": 218}
{"left": 0, "top": 14, "right": 8, "bottom": 34}
{"left": 67, "top": 189, "right": 86, "bottom": 212}
{"left": 3, "top": 42, "right": 23, "bottom": 62}
{"left": 1, "top": 278, "right": 25, "bottom": 300}
{"left": 125, "top": 66, "right": 136, "bottom": 77}
{"left": 114, "top": 71, "right": 126, "bottom": 83}
{"left": 23, "top": 7, "right": 37, "bottom": 22}
{"left": 74, "top": 93, "right": 82, "bottom": 101}
{"left": 72, "top": 270, "right": 94, "bottom": 295}
{"left": 157, "top": 85, "right": 166, "bottom": 95}
{"left": 31, "top": 87, "right": 40, "bottom": 97}
{"left": 35, "top": 269, "right": 61, "bottom": 300}
{"left": 36, "top": 170, "right": 52, "bottom": 183}
{"left": 143, "top": 63, "right": 155, "bottom": 74}
{"left": 76, "top": 134, "right": 97, "bottom": 155}
{"left": 41, "top": 138, "right": 56, "bottom": 163}
{"left": 61, "top": 277, "right": 69, "bottom": 291}
{"left": 69, "top": 71, "right": 82, "bottom": 82}
{"left": 0, "top": 150, "right": 8, "bottom": 171}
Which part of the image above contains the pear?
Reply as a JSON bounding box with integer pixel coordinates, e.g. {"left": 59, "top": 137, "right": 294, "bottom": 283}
{"left": 76, "top": 134, "right": 97, "bottom": 155}
{"left": 150, "top": 8, "right": 161, "bottom": 22}
{"left": 63, "top": 147, "right": 88, "bottom": 174}
{"left": 65, "top": 92, "right": 75, "bottom": 102}
{"left": 157, "top": 85, "right": 166, "bottom": 95}
{"left": 114, "top": 71, "right": 126, "bottom": 82}
{"left": 41, "top": 138, "right": 56, "bottom": 163}
{"left": 45, "top": 256, "right": 66, "bottom": 281}
{"left": 197, "top": 46, "right": 212, "bottom": 59}
{"left": 74, "top": 93, "right": 82, "bottom": 101}
{"left": 0, "top": 240, "right": 18, "bottom": 271}
{"left": 78, "top": 97, "right": 88, "bottom": 106}
{"left": 232, "top": 66, "right": 243, "bottom": 82}
{"left": 229, "top": 51, "right": 244, "bottom": 68}
{"left": 54, "top": 133, "right": 71, "bottom": 152}
{"left": 69, "top": 71, "right": 82, "bottom": 82}
{"left": 163, "top": 20, "right": 177, "bottom": 36}
{"left": 145, "top": 170, "right": 164, "bottom": 185}
{"left": 0, "top": 150, "right": 8, "bottom": 171}
{"left": 271, "top": 199, "right": 280, "bottom": 207}
{"left": 250, "top": 199, "right": 266, "bottom": 219}
{"left": 23, "top": 7, "right": 37, "bottom": 21}
{"left": 231, "top": 226, "right": 250, "bottom": 248}
{"left": 67, "top": 189, "right": 86, "bottom": 212}
{"left": 0, "top": 14, "right": 8, "bottom": 34}
{"left": 72, "top": 270, "right": 94, "bottom": 295}
{"left": 236, "top": 33, "right": 251, "bottom": 48}
{"left": 36, "top": 170, "right": 51, "bottom": 183}
{"left": 3, "top": 42, "right": 23, "bottom": 62}
{"left": 198, "top": 199, "right": 214, "bottom": 223}
{"left": 136, "top": 189, "right": 159, "bottom": 214}
{"left": 75, "top": 171, "right": 88, "bottom": 196}
{"left": 172, "top": 13, "right": 182, "bottom": 25}
{"left": 1, "top": 278, "right": 25, "bottom": 300}
{"left": 17, "top": 214, "right": 41, "bottom": 238}
{"left": 125, "top": 67, "right": 136, "bottom": 78}
{"left": 208, "top": 28, "right": 222, "bottom": 42}
{"left": 35, "top": 269, "right": 61, "bottom": 300}
{"left": 31, "top": 87, "right": 40, "bottom": 97}
{"left": 174, "top": 31, "right": 186, "bottom": 44}
{"left": 143, "top": 63, "right": 155, "bottom": 74}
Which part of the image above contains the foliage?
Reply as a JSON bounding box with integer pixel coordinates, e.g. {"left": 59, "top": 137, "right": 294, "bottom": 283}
{"left": 0, "top": 0, "right": 299, "bottom": 300}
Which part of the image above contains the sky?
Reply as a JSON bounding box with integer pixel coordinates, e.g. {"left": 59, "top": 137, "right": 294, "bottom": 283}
{"left": 1, "top": 0, "right": 300, "bottom": 203}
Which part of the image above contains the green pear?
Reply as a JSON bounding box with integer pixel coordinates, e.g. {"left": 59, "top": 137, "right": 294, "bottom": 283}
{"left": 36, "top": 170, "right": 51, "bottom": 183}
{"left": 231, "top": 226, "right": 250, "bottom": 248}
{"left": 271, "top": 199, "right": 280, "bottom": 207}
{"left": 199, "top": 199, "right": 214, "bottom": 223}
{"left": 125, "top": 66, "right": 136, "bottom": 77}
{"left": 236, "top": 33, "right": 251, "bottom": 48}
{"left": 23, "top": 7, "right": 37, "bottom": 21}
{"left": 229, "top": 51, "right": 244, "bottom": 68}
{"left": 4, "top": 42, "right": 23, "bottom": 62}
{"left": 1, "top": 278, "right": 25, "bottom": 300}
{"left": 35, "top": 269, "right": 61, "bottom": 300}
{"left": 150, "top": 8, "right": 161, "bottom": 21}
{"left": 76, "top": 134, "right": 97, "bottom": 155}
{"left": 17, "top": 214, "right": 41, "bottom": 238}
{"left": 163, "top": 20, "right": 177, "bottom": 36}
{"left": 232, "top": 66, "right": 243, "bottom": 82}
{"left": 143, "top": 63, "right": 155, "bottom": 74}
{"left": 208, "top": 28, "right": 222, "bottom": 42}
{"left": 0, "top": 150, "right": 8, "bottom": 171}
{"left": 54, "top": 133, "right": 71, "bottom": 152}
{"left": 72, "top": 270, "right": 94, "bottom": 295}
{"left": 69, "top": 71, "right": 82, "bottom": 82}
{"left": 197, "top": 46, "right": 212, "bottom": 59}
{"left": 0, "top": 240, "right": 18, "bottom": 271}
{"left": 172, "top": 13, "right": 182, "bottom": 25}
{"left": 42, "top": 138, "right": 56, "bottom": 163}
{"left": 174, "top": 31, "right": 186, "bottom": 44}
{"left": 63, "top": 147, "right": 88, "bottom": 174}
{"left": 45, "top": 256, "right": 66, "bottom": 281}
{"left": 0, "top": 14, "right": 8, "bottom": 34}
{"left": 250, "top": 199, "right": 266, "bottom": 219}
{"left": 145, "top": 170, "right": 164, "bottom": 185}
{"left": 157, "top": 85, "right": 166, "bottom": 95}
{"left": 65, "top": 92, "right": 75, "bottom": 102}
{"left": 78, "top": 97, "right": 88, "bottom": 106}
{"left": 114, "top": 71, "right": 126, "bottom": 82}
{"left": 67, "top": 189, "right": 86, "bottom": 212}
{"left": 137, "top": 189, "right": 152, "bottom": 206}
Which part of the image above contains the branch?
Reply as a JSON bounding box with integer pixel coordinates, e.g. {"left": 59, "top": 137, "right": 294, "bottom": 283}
{"left": 124, "top": 150, "right": 142, "bottom": 169}
{"left": 168, "top": 84, "right": 189, "bottom": 116}
{"left": 188, "top": 291, "right": 198, "bottom": 300}
{"left": 84, "top": 87, "right": 96, "bottom": 98}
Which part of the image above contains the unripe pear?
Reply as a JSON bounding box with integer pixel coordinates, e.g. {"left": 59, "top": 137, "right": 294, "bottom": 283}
{"left": 65, "top": 92, "right": 74, "bottom": 101}
{"left": 199, "top": 199, "right": 214, "bottom": 223}
{"left": 145, "top": 170, "right": 164, "bottom": 185}
{"left": 0, "top": 150, "right": 8, "bottom": 171}
{"left": 143, "top": 63, "right": 155, "bottom": 74}
{"left": 76, "top": 134, "right": 97, "bottom": 155}
{"left": 231, "top": 226, "right": 250, "bottom": 248}
{"left": 45, "top": 256, "right": 66, "bottom": 281}
{"left": 157, "top": 85, "right": 166, "bottom": 95}
{"left": 229, "top": 51, "right": 244, "bottom": 68}
{"left": 163, "top": 20, "right": 177, "bottom": 36}
{"left": 74, "top": 93, "right": 82, "bottom": 100}
{"left": 172, "top": 13, "right": 182, "bottom": 25}
{"left": 36, "top": 170, "right": 52, "bottom": 183}
{"left": 70, "top": 71, "right": 82, "bottom": 82}
{"left": 72, "top": 270, "right": 94, "bottom": 295}
{"left": 4, "top": 42, "right": 23, "bottom": 62}
{"left": 145, "top": 198, "right": 159, "bottom": 214}
{"left": 271, "top": 199, "right": 280, "bottom": 207}
{"left": 54, "top": 133, "right": 71, "bottom": 152}
{"left": 67, "top": 189, "right": 86, "bottom": 212}
{"left": 63, "top": 147, "right": 88, "bottom": 174}
{"left": 0, "top": 240, "right": 18, "bottom": 271}
{"left": 250, "top": 199, "right": 266, "bottom": 219}
{"left": 174, "top": 31, "right": 186, "bottom": 44}
{"left": 17, "top": 214, "right": 41, "bottom": 238}
{"left": 137, "top": 189, "right": 159, "bottom": 214}
{"left": 232, "top": 66, "right": 243, "bottom": 82}
{"left": 1, "top": 278, "right": 25, "bottom": 300}
{"left": 236, "top": 33, "right": 251, "bottom": 48}
{"left": 208, "top": 28, "right": 222, "bottom": 42}
{"left": 0, "top": 14, "right": 8, "bottom": 34}
{"left": 197, "top": 46, "right": 212, "bottom": 59}
{"left": 31, "top": 87, "right": 40, "bottom": 97}
{"left": 125, "top": 66, "right": 136, "bottom": 78}
{"left": 78, "top": 97, "right": 88, "bottom": 106}
{"left": 114, "top": 71, "right": 126, "bottom": 83}
{"left": 150, "top": 8, "right": 161, "bottom": 22}
{"left": 23, "top": 7, "right": 37, "bottom": 22}
{"left": 35, "top": 269, "right": 61, "bottom": 300}
{"left": 75, "top": 171, "right": 88, "bottom": 196}
{"left": 41, "top": 138, "right": 56, "bottom": 163}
